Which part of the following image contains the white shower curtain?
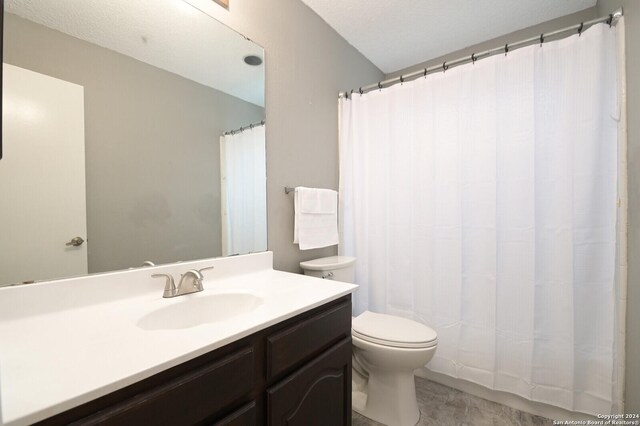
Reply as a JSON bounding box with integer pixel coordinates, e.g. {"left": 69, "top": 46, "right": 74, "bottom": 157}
{"left": 339, "top": 21, "right": 626, "bottom": 415}
{"left": 220, "top": 124, "right": 267, "bottom": 256}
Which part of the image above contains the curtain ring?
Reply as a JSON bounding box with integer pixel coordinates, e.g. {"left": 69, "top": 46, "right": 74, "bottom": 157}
{"left": 578, "top": 22, "right": 584, "bottom": 36}
{"left": 359, "top": 87, "right": 363, "bottom": 95}
{"left": 400, "top": 75, "right": 405, "bottom": 84}
{"left": 539, "top": 33, "right": 544, "bottom": 46}
{"left": 471, "top": 53, "right": 477, "bottom": 64}
{"left": 607, "top": 14, "right": 613, "bottom": 27}
{"left": 504, "top": 43, "right": 509, "bottom": 56}
{"left": 378, "top": 81, "right": 383, "bottom": 90}
{"left": 423, "top": 68, "right": 428, "bottom": 78}
{"left": 250, "top": 124, "right": 254, "bottom": 130}
{"left": 442, "top": 61, "right": 448, "bottom": 72}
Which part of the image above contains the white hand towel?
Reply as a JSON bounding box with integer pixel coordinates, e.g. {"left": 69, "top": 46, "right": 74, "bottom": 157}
{"left": 293, "top": 187, "right": 338, "bottom": 250}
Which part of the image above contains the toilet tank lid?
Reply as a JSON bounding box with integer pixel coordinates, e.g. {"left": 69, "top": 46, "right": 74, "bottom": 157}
{"left": 299, "top": 256, "right": 356, "bottom": 271}
{"left": 352, "top": 311, "right": 438, "bottom": 345}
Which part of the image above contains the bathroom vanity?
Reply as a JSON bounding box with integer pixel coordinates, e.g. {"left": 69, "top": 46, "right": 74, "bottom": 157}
{"left": 40, "top": 296, "right": 352, "bottom": 425}
{"left": 0, "top": 252, "right": 357, "bottom": 425}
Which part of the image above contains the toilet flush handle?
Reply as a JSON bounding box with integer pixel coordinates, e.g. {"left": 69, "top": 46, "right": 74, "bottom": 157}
{"left": 321, "top": 272, "right": 334, "bottom": 280}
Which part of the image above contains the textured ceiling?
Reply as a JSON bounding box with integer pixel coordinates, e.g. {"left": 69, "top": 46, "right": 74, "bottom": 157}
{"left": 300, "top": 0, "right": 597, "bottom": 73}
{"left": 5, "top": 0, "right": 265, "bottom": 106}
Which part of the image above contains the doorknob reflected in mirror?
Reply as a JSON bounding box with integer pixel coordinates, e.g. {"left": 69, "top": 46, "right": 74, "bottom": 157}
{"left": 65, "top": 237, "right": 85, "bottom": 247}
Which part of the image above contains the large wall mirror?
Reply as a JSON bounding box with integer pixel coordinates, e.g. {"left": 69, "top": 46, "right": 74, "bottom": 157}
{"left": 0, "top": 0, "right": 267, "bottom": 286}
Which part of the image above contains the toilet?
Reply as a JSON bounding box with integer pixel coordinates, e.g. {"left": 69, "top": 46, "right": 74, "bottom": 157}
{"left": 300, "top": 256, "right": 438, "bottom": 426}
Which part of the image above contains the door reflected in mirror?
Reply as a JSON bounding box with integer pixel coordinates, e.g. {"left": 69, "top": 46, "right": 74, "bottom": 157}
{"left": 0, "top": 0, "right": 266, "bottom": 286}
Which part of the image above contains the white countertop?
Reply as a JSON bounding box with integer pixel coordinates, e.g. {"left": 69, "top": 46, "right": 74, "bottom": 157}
{"left": 0, "top": 252, "right": 357, "bottom": 425}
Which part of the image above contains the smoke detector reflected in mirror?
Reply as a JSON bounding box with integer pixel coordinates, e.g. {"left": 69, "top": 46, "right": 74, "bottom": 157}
{"left": 244, "top": 55, "right": 263, "bottom": 66}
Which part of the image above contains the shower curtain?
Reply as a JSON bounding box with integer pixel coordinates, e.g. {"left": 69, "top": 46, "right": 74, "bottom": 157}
{"left": 339, "top": 21, "right": 626, "bottom": 415}
{"left": 220, "top": 124, "right": 267, "bottom": 256}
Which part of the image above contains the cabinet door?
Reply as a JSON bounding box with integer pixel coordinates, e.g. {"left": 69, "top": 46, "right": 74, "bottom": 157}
{"left": 267, "top": 337, "right": 351, "bottom": 426}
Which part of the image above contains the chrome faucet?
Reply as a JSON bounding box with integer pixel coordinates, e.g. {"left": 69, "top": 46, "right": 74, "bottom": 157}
{"left": 152, "top": 267, "right": 214, "bottom": 298}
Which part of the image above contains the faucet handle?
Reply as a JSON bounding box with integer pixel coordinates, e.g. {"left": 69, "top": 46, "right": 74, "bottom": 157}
{"left": 191, "top": 266, "right": 214, "bottom": 282}
{"left": 152, "top": 273, "right": 176, "bottom": 298}
{"left": 198, "top": 266, "right": 214, "bottom": 274}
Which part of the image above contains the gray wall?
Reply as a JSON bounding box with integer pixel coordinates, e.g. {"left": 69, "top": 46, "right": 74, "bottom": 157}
{"left": 596, "top": 0, "right": 640, "bottom": 414}
{"left": 4, "top": 13, "right": 265, "bottom": 273}
{"left": 383, "top": 3, "right": 639, "bottom": 413}
{"left": 193, "top": 0, "right": 384, "bottom": 272}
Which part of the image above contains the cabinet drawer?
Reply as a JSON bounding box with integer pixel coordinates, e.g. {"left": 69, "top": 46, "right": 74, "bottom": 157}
{"left": 212, "top": 401, "right": 256, "bottom": 425}
{"left": 267, "top": 300, "right": 351, "bottom": 381}
{"left": 72, "top": 347, "right": 254, "bottom": 426}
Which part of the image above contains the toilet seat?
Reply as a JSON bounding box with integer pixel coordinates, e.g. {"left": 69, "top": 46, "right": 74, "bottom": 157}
{"left": 352, "top": 330, "right": 437, "bottom": 348}
{"left": 352, "top": 311, "right": 438, "bottom": 349}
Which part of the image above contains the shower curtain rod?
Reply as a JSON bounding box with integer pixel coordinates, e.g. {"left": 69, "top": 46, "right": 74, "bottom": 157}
{"left": 340, "top": 9, "right": 623, "bottom": 98}
{"left": 222, "top": 120, "right": 265, "bottom": 136}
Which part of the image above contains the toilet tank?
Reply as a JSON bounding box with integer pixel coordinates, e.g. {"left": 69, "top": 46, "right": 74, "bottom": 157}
{"left": 300, "top": 256, "right": 356, "bottom": 283}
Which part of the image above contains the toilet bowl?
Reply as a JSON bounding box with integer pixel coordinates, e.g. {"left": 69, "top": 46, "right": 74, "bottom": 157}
{"left": 300, "top": 256, "right": 438, "bottom": 426}
{"left": 351, "top": 311, "right": 437, "bottom": 426}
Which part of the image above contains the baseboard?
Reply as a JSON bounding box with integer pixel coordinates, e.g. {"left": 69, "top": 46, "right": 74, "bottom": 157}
{"left": 415, "top": 368, "right": 597, "bottom": 422}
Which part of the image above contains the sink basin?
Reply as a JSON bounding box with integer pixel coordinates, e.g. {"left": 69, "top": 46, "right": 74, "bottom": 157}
{"left": 137, "top": 292, "right": 263, "bottom": 330}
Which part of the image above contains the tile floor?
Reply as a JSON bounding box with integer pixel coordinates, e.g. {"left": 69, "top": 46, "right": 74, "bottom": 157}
{"left": 351, "top": 377, "right": 552, "bottom": 426}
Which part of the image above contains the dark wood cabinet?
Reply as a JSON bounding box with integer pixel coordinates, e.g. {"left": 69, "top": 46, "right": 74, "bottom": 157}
{"left": 267, "top": 338, "right": 352, "bottom": 426}
{"left": 38, "top": 296, "right": 352, "bottom": 426}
